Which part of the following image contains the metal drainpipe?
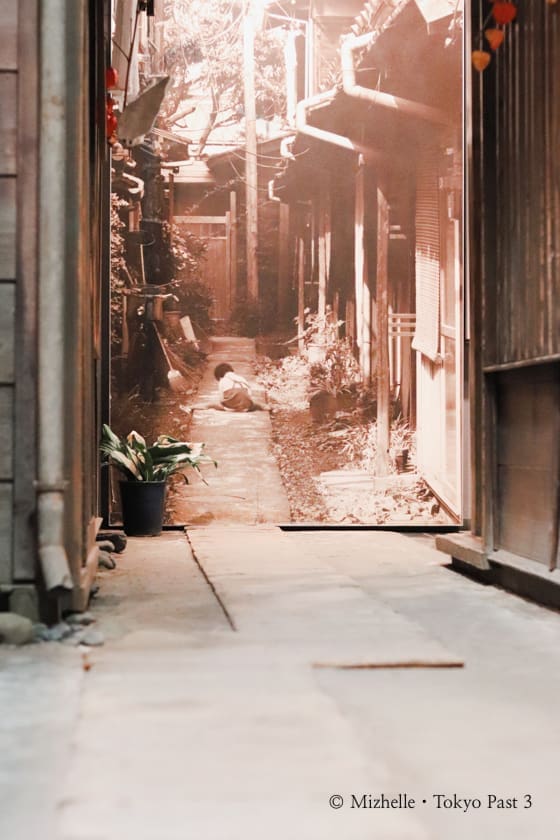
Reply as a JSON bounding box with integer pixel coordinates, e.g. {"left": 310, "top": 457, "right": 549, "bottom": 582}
{"left": 340, "top": 27, "right": 452, "bottom": 128}
{"left": 36, "top": 0, "right": 73, "bottom": 592}
{"left": 295, "top": 88, "right": 381, "bottom": 160}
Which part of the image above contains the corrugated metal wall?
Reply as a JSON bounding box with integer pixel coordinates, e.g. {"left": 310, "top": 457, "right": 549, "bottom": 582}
{"left": 484, "top": 2, "right": 560, "bottom": 367}
{"left": 413, "top": 150, "right": 441, "bottom": 362}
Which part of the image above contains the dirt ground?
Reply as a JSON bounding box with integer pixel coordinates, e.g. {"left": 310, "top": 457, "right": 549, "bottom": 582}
{"left": 109, "top": 338, "right": 450, "bottom": 526}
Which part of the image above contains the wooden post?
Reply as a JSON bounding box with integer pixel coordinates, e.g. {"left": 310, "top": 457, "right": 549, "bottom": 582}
{"left": 317, "top": 186, "right": 327, "bottom": 317}
{"left": 229, "top": 190, "right": 237, "bottom": 310}
{"left": 297, "top": 236, "right": 305, "bottom": 354}
{"left": 243, "top": 8, "right": 259, "bottom": 303}
{"left": 277, "top": 202, "right": 290, "bottom": 323}
{"left": 168, "top": 171, "right": 174, "bottom": 229}
{"left": 376, "top": 187, "right": 390, "bottom": 476}
{"left": 355, "top": 161, "right": 371, "bottom": 380}
{"left": 225, "top": 210, "right": 231, "bottom": 313}
{"left": 354, "top": 166, "right": 364, "bottom": 360}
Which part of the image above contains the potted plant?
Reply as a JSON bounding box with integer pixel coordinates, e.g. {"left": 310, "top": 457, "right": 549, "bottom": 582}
{"left": 100, "top": 424, "right": 216, "bottom": 536}
{"left": 297, "top": 306, "right": 344, "bottom": 363}
{"left": 308, "top": 338, "right": 361, "bottom": 422}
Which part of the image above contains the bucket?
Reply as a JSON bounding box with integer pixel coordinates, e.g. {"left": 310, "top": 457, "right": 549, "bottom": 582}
{"left": 119, "top": 480, "right": 167, "bottom": 536}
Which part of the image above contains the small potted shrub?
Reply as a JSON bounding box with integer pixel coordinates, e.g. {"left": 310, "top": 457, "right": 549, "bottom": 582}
{"left": 100, "top": 425, "right": 216, "bottom": 536}
{"left": 297, "top": 307, "right": 344, "bottom": 363}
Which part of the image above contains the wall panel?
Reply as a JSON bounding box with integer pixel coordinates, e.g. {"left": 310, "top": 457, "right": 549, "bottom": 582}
{"left": 484, "top": 2, "right": 560, "bottom": 367}
{"left": 0, "top": 75, "right": 17, "bottom": 175}
{"left": 0, "top": 180, "right": 16, "bottom": 277}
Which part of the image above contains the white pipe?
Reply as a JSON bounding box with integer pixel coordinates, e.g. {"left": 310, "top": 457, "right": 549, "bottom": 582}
{"left": 341, "top": 26, "right": 452, "bottom": 127}
{"left": 37, "top": 0, "right": 73, "bottom": 592}
{"left": 284, "top": 29, "right": 298, "bottom": 126}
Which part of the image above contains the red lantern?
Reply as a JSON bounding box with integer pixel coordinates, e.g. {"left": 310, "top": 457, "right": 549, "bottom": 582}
{"left": 106, "top": 66, "right": 119, "bottom": 90}
{"left": 492, "top": 2, "right": 517, "bottom": 25}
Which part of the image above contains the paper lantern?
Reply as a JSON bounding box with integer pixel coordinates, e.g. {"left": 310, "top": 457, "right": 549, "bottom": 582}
{"left": 472, "top": 50, "right": 492, "bottom": 71}
{"left": 484, "top": 29, "right": 505, "bottom": 50}
{"left": 492, "top": 2, "right": 517, "bottom": 25}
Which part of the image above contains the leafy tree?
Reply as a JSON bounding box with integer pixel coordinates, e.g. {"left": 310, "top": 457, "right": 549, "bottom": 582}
{"left": 159, "top": 0, "right": 287, "bottom": 143}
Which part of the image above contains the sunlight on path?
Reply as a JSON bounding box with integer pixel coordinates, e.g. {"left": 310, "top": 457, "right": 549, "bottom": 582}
{"left": 174, "top": 337, "right": 291, "bottom": 525}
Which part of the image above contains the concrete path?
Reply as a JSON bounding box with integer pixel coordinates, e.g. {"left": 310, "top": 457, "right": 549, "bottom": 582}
{"left": 3, "top": 529, "right": 560, "bottom": 839}
{"left": 174, "top": 336, "right": 290, "bottom": 526}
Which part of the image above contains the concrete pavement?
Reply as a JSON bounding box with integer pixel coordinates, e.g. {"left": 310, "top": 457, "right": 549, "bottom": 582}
{"left": 2, "top": 528, "right": 560, "bottom": 839}
{"left": 173, "top": 337, "right": 290, "bottom": 526}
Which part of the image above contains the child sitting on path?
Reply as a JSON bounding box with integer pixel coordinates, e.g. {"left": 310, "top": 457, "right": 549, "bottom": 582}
{"left": 192, "top": 363, "right": 267, "bottom": 412}
{"left": 214, "top": 363, "right": 254, "bottom": 411}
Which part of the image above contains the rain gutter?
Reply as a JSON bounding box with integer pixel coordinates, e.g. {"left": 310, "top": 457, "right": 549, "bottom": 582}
{"left": 340, "top": 3, "right": 452, "bottom": 128}
{"left": 295, "top": 88, "right": 380, "bottom": 160}
{"left": 36, "top": 0, "right": 73, "bottom": 593}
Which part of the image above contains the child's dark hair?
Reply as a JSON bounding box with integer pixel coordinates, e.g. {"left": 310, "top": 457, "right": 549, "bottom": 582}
{"left": 214, "top": 363, "right": 234, "bottom": 380}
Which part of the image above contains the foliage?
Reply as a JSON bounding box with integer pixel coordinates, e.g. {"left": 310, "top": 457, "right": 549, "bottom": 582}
{"left": 338, "top": 418, "right": 415, "bottom": 474}
{"left": 170, "top": 223, "right": 208, "bottom": 280}
{"left": 174, "top": 279, "right": 215, "bottom": 331}
{"left": 100, "top": 424, "right": 217, "bottom": 483}
{"left": 228, "top": 294, "right": 261, "bottom": 337}
{"left": 160, "top": 0, "right": 287, "bottom": 135}
{"left": 110, "top": 193, "right": 131, "bottom": 351}
{"left": 296, "top": 307, "right": 344, "bottom": 348}
{"left": 168, "top": 224, "right": 214, "bottom": 329}
{"left": 256, "top": 354, "right": 311, "bottom": 411}
{"left": 309, "top": 339, "right": 361, "bottom": 397}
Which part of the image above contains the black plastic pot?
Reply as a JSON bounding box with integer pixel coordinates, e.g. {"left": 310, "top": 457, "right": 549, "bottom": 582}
{"left": 119, "top": 480, "right": 167, "bottom": 536}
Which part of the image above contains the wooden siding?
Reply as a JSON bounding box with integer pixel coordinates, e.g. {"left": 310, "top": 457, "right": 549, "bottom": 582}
{"left": 0, "top": 0, "right": 17, "bottom": 69}
{"left": 0, "top": 0, "right": 17, "bottom": 583}
{"left": 0, "top": 180, "right": 16, "bottom": 277}
{"left": 484, "top": 2, "right": 560, "bottom": 367}
{"left": 496, "top": 366, "right": 560, "bottom": 566}
{"left": 0, "top": 387, "right": 13, "bottom": 477}
{"left": 0, "top": 484, "right": 12, "bottom": 583}
{"left": 0, "top": 283, "right": 15, "bottom": 380}
{"left": 13, "top": 0, "right": 39, "bottom": 578}
{"left": 0, "top": 74, "right": 17, "bottom": 175}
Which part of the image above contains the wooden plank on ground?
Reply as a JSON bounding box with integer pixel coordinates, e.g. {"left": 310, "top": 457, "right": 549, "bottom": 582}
{"left": 0, "top": 179, "right": 16, "bottom": 277}
{"left": 0, "top": 386, "right": 13, "bottom": 478}
{"left": 0, "top": 483, "right": 13, "bottom": 583}
{"left": 0, "top": 74, "right": 17, "bottom": 175}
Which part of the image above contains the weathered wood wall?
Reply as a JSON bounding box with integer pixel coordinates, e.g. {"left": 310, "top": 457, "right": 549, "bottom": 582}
{"left": 483, "top": 2, "right": 560, "bottom": 368}
{"left": 471, "top": 2, "right": 560, "bottom": 559}
{"left": 0, "top": 0, "right": 18, "bottom": 583}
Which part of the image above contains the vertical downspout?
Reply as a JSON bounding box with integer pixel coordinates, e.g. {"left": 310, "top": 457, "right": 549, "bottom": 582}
{"left": 36, "top": 0, "right": 73, "bottom": 592}
{"left": 284, "top": 28, "right": 298, "bottom": 126}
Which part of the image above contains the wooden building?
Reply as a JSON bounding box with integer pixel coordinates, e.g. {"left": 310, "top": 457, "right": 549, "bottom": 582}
{"left": 439, "top": 2, "right": 560, "bottom": 586}
{"left": 0, "top": 0, "right": 111, "bottom": 619}
{"left": 277, "top": 0, "right": 464, "bottom": 507}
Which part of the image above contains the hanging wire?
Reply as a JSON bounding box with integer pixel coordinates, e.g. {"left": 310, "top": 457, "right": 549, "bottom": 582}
{"left": 123, "top": 1, "right": 142, "bottom": 109}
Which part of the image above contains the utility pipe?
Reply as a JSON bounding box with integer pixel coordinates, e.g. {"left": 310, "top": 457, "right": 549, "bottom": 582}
{"left": 37, "top": 0, "right": 73, "bottom": 592}
{"left": 295, "top": 89, "right": 381, "bottom": 161}
{"left": 340, "top": 20, "right": 452, "bottom": 127}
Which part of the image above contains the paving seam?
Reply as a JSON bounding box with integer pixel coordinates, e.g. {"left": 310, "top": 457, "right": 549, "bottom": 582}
{"left": 184, "top": 528, "right": 237, "bottom": 631}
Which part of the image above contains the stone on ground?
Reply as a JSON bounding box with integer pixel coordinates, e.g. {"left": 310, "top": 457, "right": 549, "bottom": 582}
{"left": 0, "top": 612, "right": 34, "bottom": 645}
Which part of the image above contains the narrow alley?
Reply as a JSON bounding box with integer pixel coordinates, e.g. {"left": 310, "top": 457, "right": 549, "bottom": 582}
{"left": 2, "top": 528, "right": 560, "bottom": 840}
{"left": 173, "top": 336, "right": 290, "bottom": 526}
{"left": 3, "top": 2, "right": 560, "bottom": 840}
